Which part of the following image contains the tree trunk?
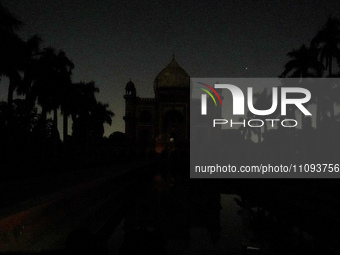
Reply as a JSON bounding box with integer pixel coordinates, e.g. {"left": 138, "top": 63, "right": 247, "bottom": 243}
{"left": 39, "top": 107, "right": 48, "bottom": 163}
{"left": 53, "top": 107, "right": 59, "bottom": 160}
{"left": 258, "top": 130, "right": 262, "bottom": 143}
{"left": 63, "top": 110, "right": 68, "bottom": 143}
{"left": 7, "top": 79, "right": 15, "bottom": 110}
{"left": 53, "top": 107, "right": 58, "bottom": 132}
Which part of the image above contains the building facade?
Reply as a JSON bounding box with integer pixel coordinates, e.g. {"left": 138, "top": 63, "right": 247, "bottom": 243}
{"left": 123, "top": 56, "right": 190, "bottom": 151}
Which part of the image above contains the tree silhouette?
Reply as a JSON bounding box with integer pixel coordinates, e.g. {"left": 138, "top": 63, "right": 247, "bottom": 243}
{"left": 15, "top": 34, "right": 42, "bottom": 138}
{"left": 252, "top": 88, "right": 279, "bottom": 138}
{"left": 71, "top": 81, "right": 103, "bottom": 140}
{"left": 238, "top": 112, "right": 259, "bottom": 142}
{"left": 71, "top": 81, "right": 99, "bottom": 121}
{"left": 279, "top": 15, "right": 340, "bottom": 163}
{"left": 0, "top": 1, "right": 23, "bottom": 90}
{"left": 281, "top": 44, "right": 324, "bottom": 78}
{"left": 281, "top": 45, "right": 326, "bottom": 129}
{"left": 312, "top": 15, "right": 340, "bottom": 121}
{"left": 89, "top": 102, "right": 114, "bottom": 138}
{"left": 0, "top": 3, "right": 116, "bottom": 175}
{"left": 33, "top": 48, "right": 74, "bottom": 137}
{"left": 312, "top": 15, "right": 340, "bottom": 78}
{"left": 55, "top": 51, "right": 74, "bottom": 142}
{"left": 0, "top": 19, "right": 25, "bottom": 116}
{"left": 0, "top": 3, "right": 22, "bottom": 33}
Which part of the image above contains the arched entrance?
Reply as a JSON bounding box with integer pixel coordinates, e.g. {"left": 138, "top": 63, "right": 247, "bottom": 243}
{"left": 163, "top": 109, "right": 184, "bottom": 142}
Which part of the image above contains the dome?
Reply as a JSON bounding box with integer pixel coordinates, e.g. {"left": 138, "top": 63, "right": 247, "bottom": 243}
{"left": 154, "top": 56, "right": 190, "bottom": 92}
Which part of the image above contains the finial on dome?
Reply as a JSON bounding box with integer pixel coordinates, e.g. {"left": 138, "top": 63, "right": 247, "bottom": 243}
{"left": 172, "top": 53, "right": 175, "bottom": 60}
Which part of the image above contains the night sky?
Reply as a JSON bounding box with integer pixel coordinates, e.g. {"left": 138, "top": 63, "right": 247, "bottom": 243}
{"left": 1, "top": 0, "right": 340, "bottom": 137}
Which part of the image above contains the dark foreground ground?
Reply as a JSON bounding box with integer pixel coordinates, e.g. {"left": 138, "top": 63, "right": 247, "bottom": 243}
{"left": 1, "top": 158, "right": 340, "bottom": 255}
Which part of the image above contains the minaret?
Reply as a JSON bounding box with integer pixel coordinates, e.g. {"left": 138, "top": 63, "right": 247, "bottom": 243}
{"left": 123, "top": 79, "right": 137, "bottom": 141}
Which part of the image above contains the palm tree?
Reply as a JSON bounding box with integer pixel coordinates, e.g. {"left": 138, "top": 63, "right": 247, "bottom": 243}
{"left": 252, "top": 88, "right": 280, "bottom": 137}
{"left": 238, "top": 112, "right": 259, "bottom": 142}
{"left": 55, "top": 50, "right": 74, "bottom": 142}
{"left": 312, "top": 15, "right": 340, "bottom": 121}
{"left": 34, "top": 48, "right": 57, "bottom": 125}
{"left": 312, "top": 15, "right": 340, "bottom": 77}
{"left": 71, "top": 82, "right": 113, "bottom": 140}
{"left": 17, "top": 35, "right": 42, "bottom": 110}
{"left": 31, "top": 47, "right": 74, "bottom": 151}
{"left": 281, "top": 44, "right": 324, "bottom": 129}
{"left": 281, "top": 44, "right": 324, "bottom": 78}
{"left": 71, "top": 81, "right": 99, "bottom": 140}
{"left": 74, "top": 101, "right": 114, "bottom": 141}
{"left": 0, "top": 33, "right": 25, "bottom": 114}
{"left": 0, "top": 3, "right": 25, "bottom": 112}
{"left": 17, "top": 35, "right": 42, "bottom": 94}
{"left": 90, "top": 102, "right": 114, "bottom": 138}
{"left": 71, "top": 81, "right": 99, "bottom": 118}
{"left": 34, "top": 48, "right": 73, "bottom": 125}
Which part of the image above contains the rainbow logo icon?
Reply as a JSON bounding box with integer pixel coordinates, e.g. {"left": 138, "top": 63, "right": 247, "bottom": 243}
{"left": 197, "top": 82, "right": 222, "bottom": 115}
{"left": 197, "top": 82, "right": 222, "bottom": 106}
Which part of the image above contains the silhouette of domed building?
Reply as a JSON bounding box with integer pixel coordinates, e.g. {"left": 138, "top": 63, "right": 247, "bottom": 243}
{"left": 123, "top": 56, "right": 190, "bottom": 151}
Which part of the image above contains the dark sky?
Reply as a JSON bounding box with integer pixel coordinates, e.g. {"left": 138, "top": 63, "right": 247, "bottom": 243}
{"left": 1, "top": 0, "right": 340, "bottom": 137}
